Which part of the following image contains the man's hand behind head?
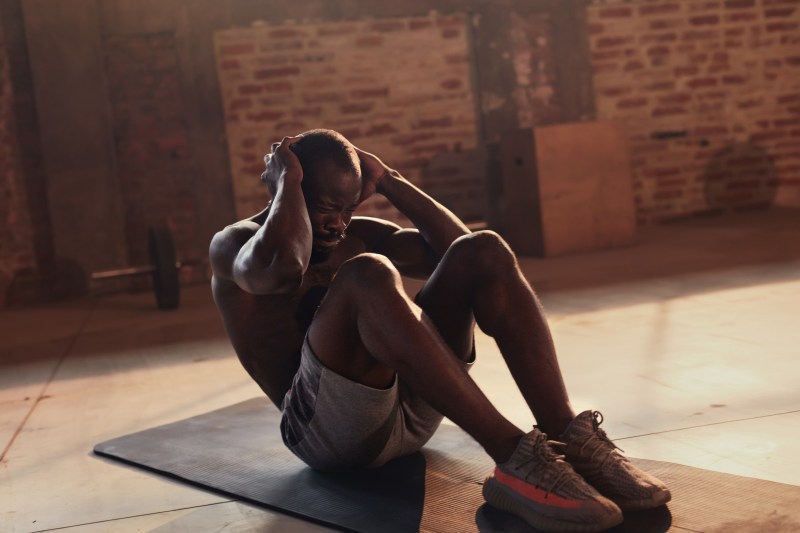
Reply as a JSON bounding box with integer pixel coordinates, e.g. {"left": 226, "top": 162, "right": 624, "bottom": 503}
{"left": 354, "top": 147, "right": 392, "bottom": 203}
{"left": 261, "top": 135, "right": 304, "bottom": 196}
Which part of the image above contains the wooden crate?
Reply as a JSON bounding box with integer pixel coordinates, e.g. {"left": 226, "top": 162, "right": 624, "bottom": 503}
{"left": 495, "top": 122, "right": 637, "bottom": 256}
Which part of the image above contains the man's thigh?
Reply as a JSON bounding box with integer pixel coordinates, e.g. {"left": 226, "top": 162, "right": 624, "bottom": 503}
{"left": 305, "top": 255, "right": 400, "bottom": 389}
{"left": 281, "top": 333, "right": 465, "bottom": 470}
{"left": 413, "top": 244, "right": 481, "bottom": 362}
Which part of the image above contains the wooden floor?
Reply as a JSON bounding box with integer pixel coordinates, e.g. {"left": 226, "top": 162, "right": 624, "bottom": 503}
{"left": 1, "top": 208, "right": 799, "bottom": 532}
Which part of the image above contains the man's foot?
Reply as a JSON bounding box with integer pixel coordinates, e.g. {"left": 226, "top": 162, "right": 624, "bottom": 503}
{"left": 483, "top": 428, "right": 623, "bottom": 532}
{"left": 558, "top": 411, "right": 672, "bottom": 511}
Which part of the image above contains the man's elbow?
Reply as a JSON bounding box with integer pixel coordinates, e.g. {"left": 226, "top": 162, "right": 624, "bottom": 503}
{"left": 233, "top": 259, "right": 304, "bottom": 295}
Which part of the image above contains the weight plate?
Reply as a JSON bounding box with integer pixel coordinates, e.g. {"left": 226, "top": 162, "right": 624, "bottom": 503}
{"left": 148, "top": 226, "right": 180, "bottom": 310}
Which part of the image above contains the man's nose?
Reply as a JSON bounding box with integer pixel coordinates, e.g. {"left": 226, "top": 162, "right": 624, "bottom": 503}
{"left": 325, "top": 214, "right": 346, "bottom": 232}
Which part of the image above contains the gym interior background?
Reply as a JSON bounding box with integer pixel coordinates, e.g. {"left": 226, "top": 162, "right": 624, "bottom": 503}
{"left": 1, "top": 0, "right": 799, "bottom": 305}
{"left": 2, "top": 1, "right": 800, "bottom": 531}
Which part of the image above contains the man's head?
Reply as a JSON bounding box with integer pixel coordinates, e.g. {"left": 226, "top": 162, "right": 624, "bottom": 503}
{"left": 287, "top": 129, "right": 362, "bottom": 263}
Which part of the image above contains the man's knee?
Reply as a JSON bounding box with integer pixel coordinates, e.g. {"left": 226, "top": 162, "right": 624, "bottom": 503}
{"left": 448, "top": 230, "right": 517, "bottom": 272}
{"left": 335, "top": 252, "right": 402, "bottom": 290}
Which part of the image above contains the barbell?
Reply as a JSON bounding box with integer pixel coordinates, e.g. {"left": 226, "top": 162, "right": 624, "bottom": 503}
{"left": 90, "top": 226, "right": 185, "bottom": 310}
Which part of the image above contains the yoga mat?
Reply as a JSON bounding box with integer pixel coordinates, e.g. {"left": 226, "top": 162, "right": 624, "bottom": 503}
{"left": 94, "top": 398, "right": 800, "bottom": 532}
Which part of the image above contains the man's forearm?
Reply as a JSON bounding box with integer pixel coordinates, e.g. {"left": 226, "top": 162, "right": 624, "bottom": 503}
{"left": 379, "top": 170, "right": 470, "bottom": 256}
{"left": 238, "top": 177, "right": 312, "bottom": 284}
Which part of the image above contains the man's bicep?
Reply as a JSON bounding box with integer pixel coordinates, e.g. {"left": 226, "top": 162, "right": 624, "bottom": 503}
{"left": 378, "top": 229, "right": 438, "bottom": 279}
{"left": 349, "top": 217, "right": 437, "bottom": 278}
{"left": 208, "top": 222, "right": 259, "bottom": 281}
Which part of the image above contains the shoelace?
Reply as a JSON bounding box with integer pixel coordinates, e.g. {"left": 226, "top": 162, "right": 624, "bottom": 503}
{"left": 576, "top": 411, "right": 626, "bottom": 471}
{"left": 516, "top": 430, "right": 580, "bottom": 498}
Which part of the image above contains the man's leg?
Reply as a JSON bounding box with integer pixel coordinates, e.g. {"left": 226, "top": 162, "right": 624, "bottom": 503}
{"left": 307, "top": 252, "right": 524, "bottom": 463}
{"left": 307, "top": 247, "right": 622, "bottom": 532}
{"left": 413, "top": 230, "right": 575, "bottom": 437}
{"left": 421, "top": 232, "right": 669, "bottom": 512}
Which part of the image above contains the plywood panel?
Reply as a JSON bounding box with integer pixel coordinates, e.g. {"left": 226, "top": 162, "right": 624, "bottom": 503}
{"left": 497, "top": 122, "right": 636, "bottom": 257}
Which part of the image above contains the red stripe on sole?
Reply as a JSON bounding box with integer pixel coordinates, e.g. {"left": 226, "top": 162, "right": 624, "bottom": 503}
{"left": 493, "top": 468, "right": 583, "bottom": 509}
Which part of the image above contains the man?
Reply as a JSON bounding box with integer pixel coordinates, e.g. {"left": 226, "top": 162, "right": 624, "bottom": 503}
{"left": 210, "top": 129, "right": 670, "bottom": 532}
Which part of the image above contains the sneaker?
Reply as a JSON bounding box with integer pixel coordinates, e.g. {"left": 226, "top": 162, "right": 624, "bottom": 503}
{"left": 483, "top": 428, "right": 623, "bottom": 532}
{"left": 558, "top": 411, "right": 672, "bottom": 511}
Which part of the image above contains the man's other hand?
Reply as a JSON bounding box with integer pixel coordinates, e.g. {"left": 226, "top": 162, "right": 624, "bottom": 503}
{"left": 355, "top": 147, "right": 391, "bottom": 203}
{"left": 262, "top": 135, "right": 304, "bottom": 195}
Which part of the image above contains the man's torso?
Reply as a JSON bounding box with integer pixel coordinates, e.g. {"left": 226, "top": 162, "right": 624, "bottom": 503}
{"left": 211, "top": 225, "right": 373, "bottom": 406}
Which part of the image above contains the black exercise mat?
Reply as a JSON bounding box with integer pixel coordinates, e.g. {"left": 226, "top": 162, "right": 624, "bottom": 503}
{"left": 94, "top": 398, "right": 800, "bottom": 532}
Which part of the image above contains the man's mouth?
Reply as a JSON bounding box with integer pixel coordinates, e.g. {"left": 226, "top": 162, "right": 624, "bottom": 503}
{"left": 315, "top": 235, "right": 343, "bottom": 248}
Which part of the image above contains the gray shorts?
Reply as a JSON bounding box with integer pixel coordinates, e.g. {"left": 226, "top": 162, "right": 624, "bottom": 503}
{"left": 280, "top": 336, "right": 473, "bottom": 471}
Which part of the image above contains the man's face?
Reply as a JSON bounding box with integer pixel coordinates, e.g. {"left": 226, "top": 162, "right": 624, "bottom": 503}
{"left": 304, "top": 164, "right": 362, "bottom": 263}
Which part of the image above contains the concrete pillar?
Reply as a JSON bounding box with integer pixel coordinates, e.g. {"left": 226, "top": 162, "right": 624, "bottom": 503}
{"left": 22, "top": 0, "right": 126, "bottom": 282}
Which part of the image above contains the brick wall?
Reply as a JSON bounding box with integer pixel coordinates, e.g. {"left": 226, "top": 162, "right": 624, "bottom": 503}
{"left": 214, "top": 13, "right": 478, "bottom": 224}
{"left": 0, "top": 24, "right": 36, "bottom": 306}
{"left": 104, "top": 32, "right": 202, "bottom": 269}
{"left": 588, "top": 0, "right": 800, "bottom": 223}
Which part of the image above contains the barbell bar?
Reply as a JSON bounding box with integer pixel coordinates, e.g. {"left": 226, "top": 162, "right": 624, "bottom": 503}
{"left": 90, "top": 226, "right": 183, "bottom": 310}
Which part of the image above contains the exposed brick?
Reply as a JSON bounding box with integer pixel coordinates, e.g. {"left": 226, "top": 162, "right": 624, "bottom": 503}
{"left": 371, "top": 21, "right": 406, "bottom": 32}
{"left": 269, "top": 28, "right": 308, "bottom": 39}
{"left": 624, "top": 60, "right": 646, "bottom": 71}
{"left": 640, "top": 3, "right": 682, "bottom": 16}
{"left": 652, "top": 106, "right": 689, "bottom": 117}
{"left": 766, "top": 7, "right": 797, "bottom": 17}
{"left": 659, "top": 93, "right": 693, "bottom": 104}
{"left": 727, "top": 12, "right": 758, "bottom": 22}
{"left": 725, "top": 0, "right": 755, "bottom": 8}
{"left": 245, "top": 110, "right": 285, "bottom": 122}
{"left": 228, "top": 98, "right": 252, "bottom": 111}
{"left": 351, "top": 87, "right": 390, "bottom": 99}
{"left": 263, "top": 81, "right": 294, "bottom": 92}
{"left": 219, "top": 43, "right": 255, "bottom": 56}
{"left": 690, "top": 15, "right": 721, "bottom": 25}
{"left": 301, "top": 91, "right": 344, "bottom": 103}
{"left": 722, "top": 74, "right": 747, "bottom": 84}
{"left": 686, "top": 77, "right": 719, "bottom": 89}
{"left": 441, "top": 79, "right": 463, "bottom": 90}
{"left": 600, "top": 7, "right": 633, "bottom": 18}
{"left": 220, "top": 59, "right": 241, "bottom": 70}
{"left": 238, "top": 84, "right": 262, "bottom": 95}
{"left": 253, "top": 66, "right": 300, "bottom": 79}
{"left": 675, "top": 66, "right": 700, "bottom": 77}
{"left": 215, "top": 16, "right": 479, "bottom": 225}
{"left": 356, "top": 35, "right": 383, "bottom": 47}
{"left": 340, "top": 102, "right": 374, "bottom": 114}
{"left": 365, "top": 123, "right": 399, "bottom": 135}
{"left": 597, "top": 36, "right": 635, "bottom": 48}
{"left": 317, "top": 24, "right": 358, "bottom": 37}
{"left": 767, "top": 22, "right": 800, "bottom": 32}
{"left": 410, "top": 19, "right": 433, "bottom": 30}
{"left": 617, "top": 97, "right": 649, "bottom": 108}
{"left": 587, "top": 23, "right": 605, "bottom": 35}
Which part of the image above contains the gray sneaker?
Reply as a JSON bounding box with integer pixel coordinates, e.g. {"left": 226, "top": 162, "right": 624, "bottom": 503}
{"left": 483, "top": 428, "right": 623, "bottom": 532}
{"left": 558, "top": 411, "right": 672, "bottom": 511}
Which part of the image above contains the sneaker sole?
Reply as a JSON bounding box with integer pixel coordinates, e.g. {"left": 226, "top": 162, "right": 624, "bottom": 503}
{"left": 483, "top": 476, "right": 624, "bottom": 532}
{"left": 614, "top": 488, "right": 672, "bottom": 511}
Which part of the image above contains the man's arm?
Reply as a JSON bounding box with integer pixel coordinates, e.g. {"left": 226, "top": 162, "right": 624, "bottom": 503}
{"left": 209, "top": 136, "right": 311, "bottom": 294}
{"left": 357, "top": 148, "right": 470, "bottom": 259}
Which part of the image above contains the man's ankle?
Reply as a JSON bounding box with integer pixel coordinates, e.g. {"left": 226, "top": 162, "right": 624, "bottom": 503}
{"left": 490, "top": 433, "right": 524, "bottom": 464}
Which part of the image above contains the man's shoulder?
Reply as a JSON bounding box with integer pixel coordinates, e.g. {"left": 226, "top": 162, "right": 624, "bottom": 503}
{"left": 348, "top": 216, "right": 402, "bottom": 234}
{"left": 209, "top": 221, "right": 261, "bottom": 280}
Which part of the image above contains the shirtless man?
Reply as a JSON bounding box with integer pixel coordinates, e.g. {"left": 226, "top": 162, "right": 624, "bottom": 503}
{"left": 210, "top": 129, "right": 670, "bottom": 532}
